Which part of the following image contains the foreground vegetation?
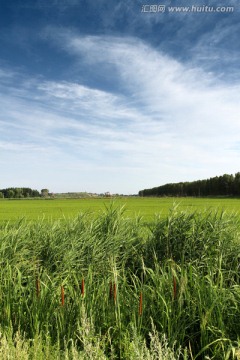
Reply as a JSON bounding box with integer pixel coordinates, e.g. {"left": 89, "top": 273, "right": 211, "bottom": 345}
{"left": 0, "top": 204, "right": 240, "bottom": 358}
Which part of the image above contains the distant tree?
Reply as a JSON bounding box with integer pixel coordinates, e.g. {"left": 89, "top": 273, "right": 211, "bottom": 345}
{"left": 6, "top": 189, "right": 15, "bottom": 198}
{"left": 32, "top": 189, "right": 40, "bottom": 197}
{"left": 41, "top": 189, "right": 49, "bottom": 197}
{"left": 22, "top": 187, "right": 31, "bottom": 197}
{"left": 234, "top": 172, "right": 240, "bottom": 196}
{"left": 14, "top": 188, "right": 23, "bottom": 198}
{"left": 0, "top": 192, "right": 3, "bottom": 198}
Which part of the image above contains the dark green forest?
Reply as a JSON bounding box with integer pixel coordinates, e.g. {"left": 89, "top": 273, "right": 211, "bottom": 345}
{"left": 139, "top": 172, "right": 240, "bottom": 197}
{"left": 0, "top": 187, "right": 40, "bottom": 198}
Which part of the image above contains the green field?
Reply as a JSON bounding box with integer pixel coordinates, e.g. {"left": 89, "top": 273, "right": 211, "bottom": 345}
{"left": 1, "top": 196, "right": 240, "bottom": 222}
{"left": 0, "top": 199, "right": 240, "bottom": 358}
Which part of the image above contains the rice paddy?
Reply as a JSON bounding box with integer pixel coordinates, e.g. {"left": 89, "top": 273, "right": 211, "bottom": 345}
{"left": 1, "top": 196, "right": 240, "bottom": 222}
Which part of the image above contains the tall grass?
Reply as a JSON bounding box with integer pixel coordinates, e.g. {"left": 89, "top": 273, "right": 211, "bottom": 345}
{"left": 0, "top": 204, "right": 240, "bottom": 358}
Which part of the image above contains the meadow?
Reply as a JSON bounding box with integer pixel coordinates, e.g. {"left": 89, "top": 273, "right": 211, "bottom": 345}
{"left": 0, "top": 198, "right": 240, "bottom": 359}
{"left": 1, "top": 196, "right": 240, "bottom": 222}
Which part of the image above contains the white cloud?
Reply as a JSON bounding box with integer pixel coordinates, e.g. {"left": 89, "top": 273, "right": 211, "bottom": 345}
{"left": 61, "top": 33, "right": 240, "bottom": 133}
{"left": 1, "top": 32, "right": 240, "bottom": 192}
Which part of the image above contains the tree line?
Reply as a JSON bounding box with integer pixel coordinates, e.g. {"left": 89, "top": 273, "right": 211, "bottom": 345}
{"left": 0, "top": 188, "right": 50, "bottom": 199}
{"left": 139, "top": 172, "right": 240, "bottom": 197}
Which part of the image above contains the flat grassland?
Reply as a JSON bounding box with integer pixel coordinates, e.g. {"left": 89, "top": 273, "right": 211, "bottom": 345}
{"left": 1, "top": 196, "right": 240, "bottom": 222}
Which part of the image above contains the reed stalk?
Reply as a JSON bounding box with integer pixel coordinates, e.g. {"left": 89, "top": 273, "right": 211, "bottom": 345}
{"left": 61, "top": 285, "right": 65, "bottom": 306}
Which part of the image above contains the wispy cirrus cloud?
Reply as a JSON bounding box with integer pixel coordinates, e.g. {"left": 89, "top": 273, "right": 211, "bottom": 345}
{"left": 1, "top": 30, "right": 240, "bottom": 192}
{"left": 49, "top": 31, "right": 240, "bottom": 174}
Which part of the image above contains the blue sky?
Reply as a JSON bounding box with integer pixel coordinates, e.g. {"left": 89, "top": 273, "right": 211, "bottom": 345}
{"left": 0, "top": 0, "right": 240, "bottom": 194}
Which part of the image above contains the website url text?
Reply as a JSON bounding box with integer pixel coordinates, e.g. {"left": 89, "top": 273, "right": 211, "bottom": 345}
{"left": 141, "top": 4, "right": 234, "bottom": 13}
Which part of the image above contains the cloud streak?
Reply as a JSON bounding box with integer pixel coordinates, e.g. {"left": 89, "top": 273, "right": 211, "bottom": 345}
{"left": 1, "top": 30, "right": 240, "bottom": 193}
